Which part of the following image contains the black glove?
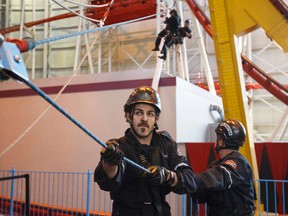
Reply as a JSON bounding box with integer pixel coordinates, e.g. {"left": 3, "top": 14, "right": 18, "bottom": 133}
{"left": 100, "top": 140, "right": 124, "bottom": 166}
{"left": 147, "top": 165, "right": 175, "bottom": 186}
{"left": 164, "top": 17, "right": 168, "bottom": 24}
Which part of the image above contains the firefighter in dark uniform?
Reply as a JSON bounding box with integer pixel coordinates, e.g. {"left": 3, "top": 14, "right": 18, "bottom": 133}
{"left": 158, "top": 19, "right": 192, "bottom": 60}
{"left": 192, "top": 119, "right": 256, "bottom": 216}
{"left": 176, "top": 19, "right": 192, "bottom": 45}
{"left": 152, "top": 9, "right": 181, "bottom": 52}
{"left": 94, "top": 86, "right": 197, "bottom": 216}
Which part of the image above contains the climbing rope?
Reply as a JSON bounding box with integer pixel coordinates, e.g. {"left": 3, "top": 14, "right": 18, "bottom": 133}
{"left": 0, "top": 3, "right": 156, "bottom": 173}
{"left": 1, "top": 27, "right": 151, "bottom": 174}
{"left": 0, "top": 29, "right": 102, "bottom": 160}
{"left": 5, "top": 14, "right": 156, "bottom": 53}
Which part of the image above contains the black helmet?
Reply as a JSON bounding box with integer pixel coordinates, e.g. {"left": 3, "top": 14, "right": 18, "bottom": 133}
{"left": 215, "top": 119, "right": 246, "bottom": 147}
{"left": 185, "top": 19, "right": 192, "bottom": 24}
{"left": 170, "top": 9, "right": 177, "bottom": 15}
{"left": 124, "top": 86, "right": 161, "bottom": 114}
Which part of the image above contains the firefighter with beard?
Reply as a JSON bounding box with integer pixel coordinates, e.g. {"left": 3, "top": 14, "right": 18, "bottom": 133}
{"left": 192, "top": 119, "right": 256, "bottom": 216}
{"left": 94, "top": 86, "right": 197, "bottom": 216}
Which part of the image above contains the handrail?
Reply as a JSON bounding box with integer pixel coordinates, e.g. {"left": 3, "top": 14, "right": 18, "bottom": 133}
{"left": 0, "top": 174, "right": 30, "bottom": 216}
{"left": 1, "top": 169, "right": 287, "bottom": 215}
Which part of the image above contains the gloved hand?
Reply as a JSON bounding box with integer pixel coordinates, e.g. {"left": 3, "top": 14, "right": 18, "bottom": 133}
{"left": 164, "top": 17, "right": 168, "bottom": 24}
{"left": 100, "top": 140, "right": 124, "bottom": 166}
{"left": 147, "top": 165, "right": 175, "bottom": 186}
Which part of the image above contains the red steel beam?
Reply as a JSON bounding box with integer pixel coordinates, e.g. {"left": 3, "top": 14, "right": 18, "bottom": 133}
{"left": 186, "top": 0, "right": 288, "bottom": 105}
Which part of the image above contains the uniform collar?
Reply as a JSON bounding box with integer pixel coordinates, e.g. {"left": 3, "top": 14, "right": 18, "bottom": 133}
{"left": 124, "top": 128, "right": 160, "bottom": 148}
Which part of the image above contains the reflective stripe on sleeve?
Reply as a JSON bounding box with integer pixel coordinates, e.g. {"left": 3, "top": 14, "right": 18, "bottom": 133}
{"left": 220, "top": 165, "right": 232, "bottom": 188}
{"left": 175, "top": 162, "right": 189, "bottom": 170}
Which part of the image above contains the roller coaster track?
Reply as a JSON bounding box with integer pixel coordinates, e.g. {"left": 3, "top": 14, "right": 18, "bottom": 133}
{"left": 0, "top": 0, "right": 156, "bottom": 35}
{"left": 186, "top": 0, "right": 288, "bottom": 105}
{"left": 0, "top": 0, "right": 287, "bottom": 105}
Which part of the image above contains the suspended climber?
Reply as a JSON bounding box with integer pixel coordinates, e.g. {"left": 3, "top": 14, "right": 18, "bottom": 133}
{"left": 151, "top": 9, "right": 181, "bottom": 52}
{"left": 158, "top": 18, "right": 192, "bottom": 60}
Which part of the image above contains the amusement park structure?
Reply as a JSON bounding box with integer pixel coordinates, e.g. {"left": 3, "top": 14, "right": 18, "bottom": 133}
{"left": 0, "top": 1, "right": 287, "bottom": 215}
{"left": 0, "top": 0, "right": 287, "bottom": 184}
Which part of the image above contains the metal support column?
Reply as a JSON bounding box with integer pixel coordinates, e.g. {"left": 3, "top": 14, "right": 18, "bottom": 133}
{"left": 208, "top": 0, "right": 259, "bottom": 180}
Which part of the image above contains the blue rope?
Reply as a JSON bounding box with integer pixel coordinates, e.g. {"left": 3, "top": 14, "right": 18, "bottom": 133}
{"left": 35, "top": 14, "right": 156, "bottom": 46}
{"left": 21, "top": 78, "right": 150, "bottom": 174}
{"left": 26, "top": 38, "right": 36, "bottom": 50}
{"left": 19, "top": 14, "right": 157, "bottom": 173}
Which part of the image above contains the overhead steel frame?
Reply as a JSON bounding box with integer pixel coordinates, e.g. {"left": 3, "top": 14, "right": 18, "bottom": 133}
{"left": 208, "top": 0, "right": 259, "bottom": 179}
{"left": 187, "top": 0, "right": 288, "bottom": 141}
{"left": 207, "top": 0, "right": 288, "bottom": 178}
{"left": 1, "top": 0, "right": 287, "bottom": 141}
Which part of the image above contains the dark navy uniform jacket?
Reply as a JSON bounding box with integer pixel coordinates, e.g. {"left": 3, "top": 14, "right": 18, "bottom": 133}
{"left": 94, "top": 129, "right": 196, "bottom": 216}
{"left": 193, "top": 151, "right": 256, "bottom": 216}
{"left": 165, "top": 14, "right": 181, "bottom": 33}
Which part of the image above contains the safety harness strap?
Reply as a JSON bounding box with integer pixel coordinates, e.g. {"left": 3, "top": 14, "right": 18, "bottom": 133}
{"left": 137, "top": 150, "right": 163, "bottom": 216}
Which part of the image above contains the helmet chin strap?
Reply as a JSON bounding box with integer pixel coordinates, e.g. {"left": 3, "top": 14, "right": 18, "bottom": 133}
{"left": 215, "top": 143, "right": 222, "bottom": 154}
{"left": 215, "top": 139, "right": 221, "bottom": 154}
{"left": 154, "top": 122, "right": 159, "bottom": 130}
{"left": 215, "top": 143, "right": 239, "bottom": 154}
{"left": 215, "top": 145, "right": 234, "bottom": 154}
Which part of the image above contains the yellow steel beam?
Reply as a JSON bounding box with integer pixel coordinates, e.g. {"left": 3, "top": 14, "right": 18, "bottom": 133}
{"left": 208, "top": 0, "right": 259, "bottom": 179}
{"left": 208, "top": 0, "right": 288, "bottom": 212}
{"left": 226, "top": 0, "right": 288, "bottom": 51}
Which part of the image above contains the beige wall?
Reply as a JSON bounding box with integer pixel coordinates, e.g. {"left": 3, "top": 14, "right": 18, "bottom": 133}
{"left": 0, "top": 70, "right": 221, "bottom": 172}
